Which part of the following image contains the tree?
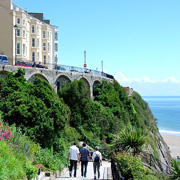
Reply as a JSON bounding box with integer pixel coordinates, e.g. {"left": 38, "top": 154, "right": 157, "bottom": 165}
{"left": 0, "top": 69, "right": 68, "bottom": 150}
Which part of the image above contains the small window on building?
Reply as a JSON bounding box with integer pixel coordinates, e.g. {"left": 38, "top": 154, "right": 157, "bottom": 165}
{"left": 48, "top": 55, "right": 50, "bottom": 63}
{"left": 48, "top": 31, "right": 50, "bottom": 40}
{"left": 55, "top": 32, "right": 58, "bottom": 40}
{"left": 43, "top": 43, "right": 46, "bottom": 51}
{"left": 17, "top": 43, "right": 20, "bottom": 54}
{"left": 32, "top": 52, "right": 35, "bottom": 62}
{"left": 43, "top": 55, "right": 46, "bottom": 64}
{"left": 37, "top": 26, "right": 39, "bottom": 34}
{"left": 23, "top": 19, "right": 25, "bottom": 25}
{"left": 48, "top": 43, "right": 50, "bottom": 52}
{"left": 43, "top": 31, "right": 46, "bottom": 38}
{"left": 37, "top": 52, "right": 39, "bottom": 62}
{"left": 23, "top": 44, "right": 25, "bottom": 55}
{"left": 16, "top": 29, "right": 20, "bottom": 37}
{"left": 32, "top": 38, "right": 35, "bottom": 47}
{"left": 55, "top": 55, "right": 58, "bottom": 63}
{"left": 55, "top": 43, "right": 58, "bottom": 51}
{"left": 23, "top": 30, "right": 25, "bottom": 38}
{"left": 32, "top": 25, "right": 35, "bottom": 33}
{"left": 37, "top": 39, "right": 39, "bottom": 48}
{"left": 17, "top": 18, "right": 20, "bottom": 24}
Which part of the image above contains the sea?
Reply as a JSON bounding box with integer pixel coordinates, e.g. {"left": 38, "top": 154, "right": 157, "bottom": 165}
{"left": 142, "top": 96, "right": 180, "bottom": 136}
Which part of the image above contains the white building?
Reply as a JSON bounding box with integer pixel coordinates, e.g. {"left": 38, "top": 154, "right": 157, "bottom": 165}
{"left": 0, "top": 0, "right": 59, "bottom": 67}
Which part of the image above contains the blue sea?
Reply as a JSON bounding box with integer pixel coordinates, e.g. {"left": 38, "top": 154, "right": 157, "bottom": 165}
{"left": 142, "top": 96, "right": 180, "bottom": 135}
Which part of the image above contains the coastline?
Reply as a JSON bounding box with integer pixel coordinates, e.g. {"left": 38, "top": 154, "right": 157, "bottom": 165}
{"left": 160, "top": 131, "right": 180, "bottom": 158}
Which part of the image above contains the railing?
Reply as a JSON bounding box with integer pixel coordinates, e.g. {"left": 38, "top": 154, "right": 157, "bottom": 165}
{"left": 2, "top": 58, "right": 114, "bottom": 80}
{"left": 140, "top": 152, "right": 172, "bottom": 175}
{"left": 111, "top": 157, "right": 124, "bottom": 180}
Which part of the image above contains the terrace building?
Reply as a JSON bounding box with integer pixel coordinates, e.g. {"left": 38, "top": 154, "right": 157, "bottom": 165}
{"left": 0, "top": 0, "right": 59, "bottom": 67}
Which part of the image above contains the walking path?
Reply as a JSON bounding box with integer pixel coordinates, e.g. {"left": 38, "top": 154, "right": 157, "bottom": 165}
{"left": 55, "top": 161, "right": 112, "bottom": 180}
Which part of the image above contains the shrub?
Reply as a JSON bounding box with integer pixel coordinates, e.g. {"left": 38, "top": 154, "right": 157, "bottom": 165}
{"left": 114, "top": 153, "right": 159, "bottom": 180}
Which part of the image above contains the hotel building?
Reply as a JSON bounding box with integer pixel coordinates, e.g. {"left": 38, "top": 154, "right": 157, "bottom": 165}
{"left": 0, "top": 0, "right": 58, "bottom": 67}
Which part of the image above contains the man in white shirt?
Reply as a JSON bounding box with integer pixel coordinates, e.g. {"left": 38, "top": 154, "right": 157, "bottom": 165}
{"left": 68, "top": 142, "right": 80, "bottom": 177}
{"left": 92, "top": 146, "right": 102, "bottom": 179}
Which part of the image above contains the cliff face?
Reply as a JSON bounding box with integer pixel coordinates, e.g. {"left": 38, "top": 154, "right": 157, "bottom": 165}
{"left": 129, "top": 90, "right": 172, "bottom": 173}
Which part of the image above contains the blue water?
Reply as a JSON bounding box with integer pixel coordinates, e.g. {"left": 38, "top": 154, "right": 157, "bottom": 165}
{"left": 142, "top": 96, "right": 180, "bottom": 135}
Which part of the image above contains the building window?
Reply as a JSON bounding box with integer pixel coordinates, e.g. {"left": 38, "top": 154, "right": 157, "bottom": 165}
{"left": 48, "top": 43, "right": 50, "bottom": 52}
{"left": 43, "top": 43, "right": 46, "bottom": 51}
{"left": 37, "top": 26, "right": 39, "bottom": 34}
{"left": 37, "top": 39, "right": 39, "bottom": 48}
{"left": 17, "top": 43, "right": 20, "bottom": 54}
{"left": 37, "top": 52, "right": 39, "bottom": 62}
{"left": 32, "top": 38, "right": 35, "bottom": 47}
{"left": 32, "top": 25, "right": 35, "bottom": 33}
{"left": 55, "top": 32, "right": 58, "bottom": 40}
{"left": 17, "top": 18, "right": 20, "bottom": 24}
{"left": 48, "top": 55, "right": 50, "bottom": 63}
{"left": 48, "top": 31, "right": 49, "bottom": 39}
{"left": 17, "top": 29, "right": 20, "bottom": 37}
{"left": 43, "top": 55, "right": 46, "bottom": 64}
{"left": 23, "top": 19, "right": 25, "bottom": 25}
{"left": 23, "top": 30, "right": 25, "bottom": 38}
{"left": 32, "top": 52, "right": 35, "bottom": 62}
{"left": 23, "top": 44, "right": 25, "bottom": 55}
{"left": 55, "top": 43, "right": 58, "bottom": 51}
{"left": 55, "top": 55, "right": 58, "bottom": 63}
{"left": 43, "top": 31, "right": 46, "bottom": 38}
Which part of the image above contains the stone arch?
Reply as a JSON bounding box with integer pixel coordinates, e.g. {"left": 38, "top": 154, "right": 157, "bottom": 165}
{"left": 79, "top": 77, "right": 90, "bottom": 90}
{"left": 55, "top": 75, "right": 71, "bottom": 92}
{"left": 27, "top": 73, "right": 49, "bottom": 84}
{"left": 0, "top": 71, "right": 10, "bottom": 79}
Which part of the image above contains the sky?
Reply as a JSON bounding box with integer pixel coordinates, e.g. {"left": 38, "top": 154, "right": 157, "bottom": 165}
{"left": 12, "top": 0, "right": 180, "bottom": 96}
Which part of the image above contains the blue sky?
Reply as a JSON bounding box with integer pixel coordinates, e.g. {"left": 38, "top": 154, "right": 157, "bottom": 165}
{"left": 12, "top": 0, "right": 180, "bottom": 96}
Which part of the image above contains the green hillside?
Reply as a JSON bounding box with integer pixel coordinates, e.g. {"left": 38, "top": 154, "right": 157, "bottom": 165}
{"left": 0, "top": 69, "right": 174, "bottom": 179}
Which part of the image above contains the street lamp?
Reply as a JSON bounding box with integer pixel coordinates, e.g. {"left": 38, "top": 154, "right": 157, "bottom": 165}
{"left": 14, "top": 24, "right": 18, "bottom": 65}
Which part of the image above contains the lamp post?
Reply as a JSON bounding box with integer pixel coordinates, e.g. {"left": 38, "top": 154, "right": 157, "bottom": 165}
{"left": 14, "top": 25, "right": 18, "bottom": 65}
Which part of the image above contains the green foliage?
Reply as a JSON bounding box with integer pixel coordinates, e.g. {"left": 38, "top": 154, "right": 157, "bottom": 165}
{"left": 0, "top": 139, "right": 37, "bottom": 180}
{"left": 0, "top": 69, "right": 69, "bottom": 150}
{"left": 114, "top": 153, "right": 160, "bottom": 180}
{"left": 111, "top": 124, "right": 146, "bottom": 155}
{"left": 33, "top": 148, "right": 64, "bottom": 172}
{"left": 170, "top": 159, "right": 180, "bottom": 180}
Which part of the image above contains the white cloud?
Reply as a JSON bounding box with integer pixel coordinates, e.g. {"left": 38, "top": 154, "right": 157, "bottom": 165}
{"left": 161, "top": 77, "right": 180, "bottom": 83}
{"left": 116, "top": 72, "right": 131, "bottom": 82}
{"left": 114, "top": 72, "right": 180, "bottom": 96}
{"left": 115, "top": 72, "right": 180, "bottom": 84}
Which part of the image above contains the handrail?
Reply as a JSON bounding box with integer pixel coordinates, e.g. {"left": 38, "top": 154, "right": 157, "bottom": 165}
{"left": 2, "top": 59, "right": 114, "bottom": 80}
{"left": 140, "top": 152, "right": 172, "bottom": 175}
{"left": 111, "top": 157, "right": 124, "bottom": 180}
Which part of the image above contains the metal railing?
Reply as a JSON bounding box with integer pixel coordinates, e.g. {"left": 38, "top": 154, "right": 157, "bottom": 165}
{"left": 140, "top": 152, "right": 172, "bottom": 175}
{"left": 3, "top": 59, "right": 114, "bottom": 80}
{"left": 111, "top": 157, "right": 124, "bottom": 180}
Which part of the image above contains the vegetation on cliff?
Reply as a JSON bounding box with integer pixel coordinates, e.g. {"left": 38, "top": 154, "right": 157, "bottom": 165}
{"left": 0, "top": 69, "right": 175, "bottom": 179}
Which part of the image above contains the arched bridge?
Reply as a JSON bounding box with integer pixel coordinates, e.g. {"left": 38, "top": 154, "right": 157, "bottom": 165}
{"left": 0, "top": 65, "right": 113, "bottom": 99}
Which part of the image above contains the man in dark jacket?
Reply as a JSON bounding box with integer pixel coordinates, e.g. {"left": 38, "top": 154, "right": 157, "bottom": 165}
{"left": 80, "top": 142, "right": 90, "bottom": 177}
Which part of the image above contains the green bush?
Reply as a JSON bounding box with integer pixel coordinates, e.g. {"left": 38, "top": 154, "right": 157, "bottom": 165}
{"left": 34, "top": 148, "right": 64, "bottom": 172}
{"left": 114, "top": 153, "right": 160, "bottom": 180}
{"left": 0, "top": 140, "right": 37, "bottom": 180}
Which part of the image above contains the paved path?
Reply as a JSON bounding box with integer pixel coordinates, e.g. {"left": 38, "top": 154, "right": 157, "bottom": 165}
{"left": 55, "top": 161, "right": 112, "bottom": 180}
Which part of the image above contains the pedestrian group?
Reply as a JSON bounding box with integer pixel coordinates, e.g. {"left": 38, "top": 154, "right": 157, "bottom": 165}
{"left": 68, "top": 142, "right": 102, "bottom": 179}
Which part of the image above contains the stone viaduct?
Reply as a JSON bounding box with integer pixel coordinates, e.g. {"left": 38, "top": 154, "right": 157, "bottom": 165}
{"left": 0, "top": 65, "right": 113, "bottom": 99}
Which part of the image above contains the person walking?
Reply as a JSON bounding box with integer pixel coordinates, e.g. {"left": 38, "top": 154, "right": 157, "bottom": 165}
{"left": 67, "top": 142, "right": 80, "bottom": 177}
{"left": 80, "top": 142, "right": 91, "bottom": 177}
{"left": 92, "top": 146, "right": 102, "bottom": 179}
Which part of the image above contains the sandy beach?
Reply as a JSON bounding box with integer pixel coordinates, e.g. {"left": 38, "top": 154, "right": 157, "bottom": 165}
{"left": 161, "top": 133, "right": 180, "bottom": 158}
